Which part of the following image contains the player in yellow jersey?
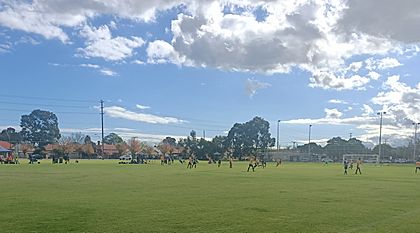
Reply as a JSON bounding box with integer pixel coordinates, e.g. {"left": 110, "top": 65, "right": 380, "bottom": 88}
{"left": 355, "top": 158, "right": 362, "bottom": 175}
{"left": 247, "top": 156, "right": 256, "bottom": 172}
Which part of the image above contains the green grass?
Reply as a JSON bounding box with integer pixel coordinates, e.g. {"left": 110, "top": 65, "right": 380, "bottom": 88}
{"left": 1, "top": 160, "right": 420, "bottom": 233}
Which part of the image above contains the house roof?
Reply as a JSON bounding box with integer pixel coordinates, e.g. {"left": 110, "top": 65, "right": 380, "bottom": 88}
{"left": 0, "top": 141, "right": 13, "bottom": 149}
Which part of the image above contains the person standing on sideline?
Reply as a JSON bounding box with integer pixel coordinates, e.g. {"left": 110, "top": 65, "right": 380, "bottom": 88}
{"left": 229, "top": 157, "right": 233, "bottom": 168}
{"left": 247, "top": 156, "right": 256, "bottom": 172}
{"left": 415, "top": 160, "right": 420, "bottom": 173}
{"left": 355, "top": 158, "right": 362, "bottom": 175}
{"left": 217, "top": 159, "right": 221, "bottom": 167}
{"left": 343, "top": 159, "right": 348, "bottom": 175}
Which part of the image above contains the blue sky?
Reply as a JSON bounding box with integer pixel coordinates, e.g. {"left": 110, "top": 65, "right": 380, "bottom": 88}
{"left": 0, "top": 1, "right": 419, "bottom": 147}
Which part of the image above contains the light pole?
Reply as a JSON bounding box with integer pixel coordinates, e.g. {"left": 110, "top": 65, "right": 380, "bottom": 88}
{"left": 277, "top": 120, "right": 281, "bottom": 150}
{"left": 413, "top": 122, "right": 420, "bottom": 161}
{"left": 377, "top": 111, "right": 386, "bottom": 162}
{"left": 308, "top": 124, "right": 312, "bottom": 158}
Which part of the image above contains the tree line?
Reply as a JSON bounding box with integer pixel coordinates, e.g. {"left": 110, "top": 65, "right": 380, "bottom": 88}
{"left": 1, "top": 109, "right": 418, "bottom": 160}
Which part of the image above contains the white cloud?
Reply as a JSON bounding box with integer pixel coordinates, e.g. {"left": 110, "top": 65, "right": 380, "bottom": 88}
{"left": 328, "top": 99, "right": 348, "bottom": 104}
{"left": 104, "top": 106, "right": 184, "bottom": 124}
{"left": 338, "top": 0, "right": 420, "bottom": 43}
{"left": 80, "top": 63, "right": 100, "bottom": 69}
{"left": 361, "top": 104, "right": 374, "bottom": 116}
{"left": 245, "top": 78, "right": 270, "bottom": 98}
{"left": 372, "top": 75, "right": 420, "bottom": 123}
{"left": 100, "top": 68, "right": 117, "bottom": 76}
{"left": 146, "top": 40, "right": 183, "bottom": 65}
{"left": 0, "top": 0, "right": 418, "bottom": 91}
{"left": 284, "top": 76, "right": 420, "bottom": 146}
{"left": 367, "top": 71, "right": 381, "bottom": 80}
{"left": 78, "top": 24, "right": 145, "bottom": 61}
{"left": 309, "top": 70, "right": 370, "bottom": 90}
{"left": 136, "top": 104, "right": 151, "bottom": 110}
{"left": 0, "top": 42, "right": 11, "bottom": 53}
{"left": 325, "top": 108, "right": 343, "bottom": 119}
{"left": 79, "top": 63, "right": 116, "bottom": 76}
{"left": 132, "top": 59, "right": 145, "bottom": 65}
{"left": 365, "top": 57, "right": 402, "bottom": 70}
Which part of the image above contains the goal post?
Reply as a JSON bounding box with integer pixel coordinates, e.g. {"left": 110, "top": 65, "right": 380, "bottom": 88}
{"left": 343, "top": 154, "right": 379, "bottom": 164}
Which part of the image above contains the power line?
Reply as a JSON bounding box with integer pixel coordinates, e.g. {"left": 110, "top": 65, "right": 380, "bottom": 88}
{"left": 0, "top": 100, "right": 93, "bottom": 109}
{"left": 0, "top": 94, "right": 97, "bottom": 103}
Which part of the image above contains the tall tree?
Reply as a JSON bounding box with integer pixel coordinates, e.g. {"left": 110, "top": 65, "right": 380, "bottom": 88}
{"left": 0, "top": 127, "right": 22, "bottom": 143}
{"left": 20, "top": 110, "right": 61, "bottom": 146}
{"left": 103, "top": 133, "right": 124, "bottom": 145}
{"left": 226, "top": 116, "right": 275, "bottom": 159}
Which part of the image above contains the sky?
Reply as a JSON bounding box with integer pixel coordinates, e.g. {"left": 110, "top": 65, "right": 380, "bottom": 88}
{"left": 0, "top": 0, "right": 419, "bottom": 147}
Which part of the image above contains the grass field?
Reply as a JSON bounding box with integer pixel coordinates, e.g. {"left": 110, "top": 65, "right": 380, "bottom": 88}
{"left": 1, "top": 160, "right": 420, "bottom": 233}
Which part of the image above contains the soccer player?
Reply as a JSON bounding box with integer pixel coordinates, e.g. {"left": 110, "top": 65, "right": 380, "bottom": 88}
{"left": 193, "top": 157, "right": 198, "bottom": 168}
{"left": 355, "top": 158, "right": 362, "bottom": 175}
{"left": 247, "top": 156, "right": 256, "bottom": 172}
{"left": 276, "top": 159, "right": 282, "bottom": 167}
{"left": 415, "top": 160, "right": 420, "bottom": 173}
{"left": 217, "top": 159, "right": 221, "bottom": 167}
{"left": 187, "top": 156, "right": 193, "bottom": 169}
{"left": 349, "top": 160, "right": 354, "bottom": 170}
{"left": 343, "top": 159, "right": 348, "bottom": 175}
{"left": 229, "top": 157, "right": 233, "bottom": 168}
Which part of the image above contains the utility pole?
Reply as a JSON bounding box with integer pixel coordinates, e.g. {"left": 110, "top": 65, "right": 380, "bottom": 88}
{"left": 377, "top": 111, "right": 386, "bottom": 162}
{"left": 308, "top": 124, "right": 312, "bottom": 158}
{"left": 349, "top": 133, "right": 352, "bottom": 139}
{"left": 203, "top": 130, "right": 206, "bottom": 140}
{"left": 277, "top": 120, "right": 281, "bottom": 150}
{"left": 100, "top": 100, "right": 105, "bottom": 159}
{"left": 413, "top": 122, "right": 420, "bottom": 161}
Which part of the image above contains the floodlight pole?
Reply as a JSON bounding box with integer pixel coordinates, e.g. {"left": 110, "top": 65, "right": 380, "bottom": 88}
{"left": 377, "top": 112, "right": 386, "bottom": 162}
{"left": 277, "top": 120, "right": 281, "bottom": 150}
{"left": 414, "top": 123, "right": 420, "bottom": 161}
{"left": 101, "top": 100, "right": 105, "bottom": 159}
{"left": 308, "top": 124, "right": 312, "bottom": 158}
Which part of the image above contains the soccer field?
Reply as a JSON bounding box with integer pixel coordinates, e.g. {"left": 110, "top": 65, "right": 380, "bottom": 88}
{"left": 1, "top": 160, "right": 420, "bottom": 233}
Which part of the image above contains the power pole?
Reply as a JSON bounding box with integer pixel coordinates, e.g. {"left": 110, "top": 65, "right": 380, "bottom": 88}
{"left": 414, "top": 123, "right": 420, "bottom": 161}
{"left": 203, "top": 130, "right": 206, "bottom": 140}
{"left": 377, "top": 111, "right": 386, "bottom": 162}
{"left": 277, "top": 120, "right": 281, "bottom": 150}
{"left": 100, "top": 100, "right": 105, "bottom": 159}
{"left": 349, "top": 133, "right": 352, "bottom": 139}
{"left": 308, "top": 124, "right": 312, "bottom": 158}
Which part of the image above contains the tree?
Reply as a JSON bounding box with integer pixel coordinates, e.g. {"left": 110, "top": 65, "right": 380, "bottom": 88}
{"left": 115, "top": 142, "right": 128, "bottom": 156}
{"left": 20, "top": 110, "right": 61, "bottom": 146}
{"left": 178, "top": 130, "right": 198, "bottom": 158}
{"left": 20, "top": 143, "right": 34, "bottom": 158}
{"left": 226, "top": 116, "right": 275, "bottom": 159}
{"left": 103, "top": 133, "right": 124, "bottom": 145}
{"left": 70, "top": 132, "right": 85, "bottom": 144}
{"left": 162, "top": 137, "right": 177, "bottom": 147}
{"left": 58, "top": 136, "right": 75, "bottom": 157}
{"left": 0, "top": 127, "right": 22, "bottom": 144}
{"left": 82, "top": 143, "right": 95, "bottom": 159}
{"left": 127, "top": 137, "right": 142, "bottom": 157}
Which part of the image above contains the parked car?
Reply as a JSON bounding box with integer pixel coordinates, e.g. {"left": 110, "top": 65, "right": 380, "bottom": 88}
{"left": 30, "top": 154, "right": 44, "bottom": 160}
{"left": 321, "top": 158, "right": 333, "bottom": 163}
{"left": 119, "top": 155, "right": 132, "bottom": 161}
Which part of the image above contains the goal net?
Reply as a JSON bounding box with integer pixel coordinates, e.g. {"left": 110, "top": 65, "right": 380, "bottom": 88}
{"left": 343, "top": 154, "right": 379, "bottom": 164}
